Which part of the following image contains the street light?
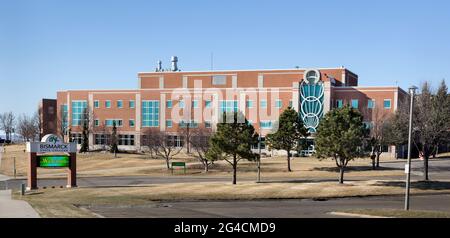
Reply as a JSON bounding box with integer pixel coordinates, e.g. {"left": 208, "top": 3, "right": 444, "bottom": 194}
{"left": 257, "top": 123, "right": 262, "bottom": 183}
{"left": 405, "top": 85, "right": 418, "bottom": 211}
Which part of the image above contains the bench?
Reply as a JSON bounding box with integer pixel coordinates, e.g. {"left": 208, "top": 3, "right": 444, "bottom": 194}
{"left": 171, "top": 162, "right": 186, "bottom": 174}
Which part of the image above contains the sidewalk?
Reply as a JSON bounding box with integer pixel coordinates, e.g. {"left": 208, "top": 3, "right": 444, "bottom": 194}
{"left": 0, "top": 188, "right": 40, "bottom": 218}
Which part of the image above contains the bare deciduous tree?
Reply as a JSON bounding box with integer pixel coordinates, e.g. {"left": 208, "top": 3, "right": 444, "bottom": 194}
{"left": 143, "top": 128, "right": 183, "bottom": 169}
{"left": 390, "top": 80, "right": 450, "bottom": 181}
{"left": 189, "top": 127, "right": 215, "bottom": 172}
{"left": 93, "top": 121, "right": 110, "bottom": 151}
{"left": 364, "top": 107, "right": 391, "bottom": 169}
{"left": 17, "top": 114, "right": 39, "bottom": 142}
{"left": 0, "top": 112, "right": 15, "bottom": 141}
{"left": 57, "top": 108, "right": 68, "bottom": 142}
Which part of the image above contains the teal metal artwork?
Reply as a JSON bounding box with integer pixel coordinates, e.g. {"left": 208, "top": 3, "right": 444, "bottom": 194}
{"left": 300, "top": 73, "right": 324, "bottom": 133}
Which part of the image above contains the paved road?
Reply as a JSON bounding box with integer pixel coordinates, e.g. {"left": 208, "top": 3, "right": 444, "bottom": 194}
{"left": 84, "top": 194, "right": 450, "bottom": 218}
{"left": 2, "top": 158, "right": 449, "bottom": 190}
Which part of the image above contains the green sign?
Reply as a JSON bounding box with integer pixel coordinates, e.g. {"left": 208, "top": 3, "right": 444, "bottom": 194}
{"left": 171, "top": 162, "right": 186, "bottom": 167}
{"left": 38, "top": 155, "right": 70, "bottom": 168}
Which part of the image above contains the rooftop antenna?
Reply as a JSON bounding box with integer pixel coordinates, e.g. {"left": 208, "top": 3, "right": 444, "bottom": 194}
{"left": 156, "top": 60, "right": 162, "bottom": 72}
{"left": 210, "top": 52, "right": 214, "bottom": 71}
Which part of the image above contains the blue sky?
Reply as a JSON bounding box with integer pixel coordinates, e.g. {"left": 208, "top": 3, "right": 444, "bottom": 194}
{"left": 0, "top": 0, "right": 449, "bottom": 117}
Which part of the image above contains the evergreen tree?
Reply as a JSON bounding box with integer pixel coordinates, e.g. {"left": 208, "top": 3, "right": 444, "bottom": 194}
{"left": 206, "top": 112, "right": 259, "bottom": 184}
{"left": 266, "top": 107, "right": 309, "bottom": 172}
{"left": 315, "top": 106, "right": 366, "bottom": 184}
{"left": 432, "top": 80, "right": 450, "bottom": 156}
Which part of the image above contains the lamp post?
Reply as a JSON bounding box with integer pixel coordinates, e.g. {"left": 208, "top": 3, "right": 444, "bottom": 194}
{"left": 257, "top": 123, "right": 261, "bottom": 183}
{"left": 405, "top": 85, "right": 418, "bottom": 211}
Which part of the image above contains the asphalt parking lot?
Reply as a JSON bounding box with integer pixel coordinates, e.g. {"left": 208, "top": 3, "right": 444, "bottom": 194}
{"left": 84, "top": 194, "right": 450, "bottom": 218}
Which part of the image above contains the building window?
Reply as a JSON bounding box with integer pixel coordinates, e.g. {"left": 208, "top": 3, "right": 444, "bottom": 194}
{"left": 351, "top": 99, "right": 359, "bottom": 109}
{"left": 305, "top": 70, "right": 320, "bottom": 84}
{"left": 117, "top": 100, "right": 123, "bottom": 108}
{"left": 105, "top": 100, "right": 111, "bottom": 108}
{"left": 142, "top": 100, "right": 159, "bottom": 127}
{"left": 105, "top": 119, "right": 122, "bottom": 127}
{"left": 260, "top": 100, "right": 267, "bottom": 109}
{"left": 166, "top": 120, "right": 173, "bottom": 128}
{"left": 71, "top": 100, "right": 87, "bottom": 126}
{"left": 94, "top": 134, "right": 110, "bottom": 145}
{"left": 384, "top": 99, "right": 391, "bottom": 109}
{"left": 180, "top": 120, "right": 198, "bottom": 128}
{"left": 179, "top": 100, "right": 185, "bottom": 108}
{"left": 61, "top": 104, "right": 68, "bottom": 134}
{"left": 70, "top": 133, "right": 83, "bottom": 145}
{"left": 94, "top": 100, "right": 99, "bottom": 108}
{"left": 192, "top": 100, "right": 199, "bottom": 109}
{"left": 368, "top": 99, "right": 375, "bottom": 109}
{"left": 166, "top": 135, "right": 184, "bottom": 147}
{"left": 205, "top": 100, "right": 212, "bottom": 108}
{"left": 260, "top": 121, "right": 273, "bottom": 129}
{"left": 219, "top": 100, "right": 238, "bottom": 113}
{"left": 119, "top": 135, "right": 135, "bottom": 146}
{"left": 94, "top": 119, "right": 99, "bottom": 127}
{"left": 246, "top": 100, "right": 253, "bottom": 108}
{"left": 48, "top": 106, "right": 55, "bottom": 115}
{"left": 212, "top": 75, "right": 226, "bottom": 85}
{"left": 129, "top": 100, "right": 135, "bottom": 109}
{"left": 166, "top": 100, "right": 172, "bottom": 108}
{"left": 275, "top": 100, "right": 282, "bottom": 108}
{"left": 336, "top": 99, "right": 343, "bottom": 108}
{"left": 289, "top": 100, "right": 293, "bottom": 108}
{"left": 129, "top": 119, "right": 135, "bottom": 127}
{"left": 252, "top": 137, "right": 266, "bottom": 150}
{"left": 205, "top": 121, "right": 212, "bottom": 128}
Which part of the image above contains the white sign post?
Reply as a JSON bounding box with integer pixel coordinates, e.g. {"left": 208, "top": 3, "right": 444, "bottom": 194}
{"left": 404, "top": 164, "right": 410, "bottom": 174}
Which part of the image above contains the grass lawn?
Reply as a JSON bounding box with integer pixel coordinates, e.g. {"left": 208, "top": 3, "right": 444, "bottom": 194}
{"left": 4, "top": 144, "right": 450, "bottom": 218}
{"left": 14, "top": 179, "right": 450, "bottom": 218}
{"left": 1, "top": 144, "right": 407, "bottom": 180}
{"left": 340, "top": 209, "right": 450, "bottom": 218}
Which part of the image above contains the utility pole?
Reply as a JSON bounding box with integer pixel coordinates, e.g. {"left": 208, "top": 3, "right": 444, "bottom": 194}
{"left": 405, "top": 85, "right": 417, "bottom": 211}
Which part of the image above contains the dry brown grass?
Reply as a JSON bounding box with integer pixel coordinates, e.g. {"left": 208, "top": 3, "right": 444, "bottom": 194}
{"left": 1, "top": 144, "right": 406, "bottom": 179}
{"left": 16, "top": 179, "right": 450, "bottom": 218}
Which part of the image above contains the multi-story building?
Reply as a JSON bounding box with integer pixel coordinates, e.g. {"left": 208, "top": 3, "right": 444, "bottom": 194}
{"left": 41, "top": 57, "right": 407, "bottom": 155}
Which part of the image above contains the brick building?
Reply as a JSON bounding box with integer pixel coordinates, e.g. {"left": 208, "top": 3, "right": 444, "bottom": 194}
{"left": 41, "top": 58, "right": 407, "bottom": 154}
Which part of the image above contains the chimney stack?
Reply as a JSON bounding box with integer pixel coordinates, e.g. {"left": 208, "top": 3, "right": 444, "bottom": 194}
{"left": 171, "top": 56, "right": 178, "bottom": 71}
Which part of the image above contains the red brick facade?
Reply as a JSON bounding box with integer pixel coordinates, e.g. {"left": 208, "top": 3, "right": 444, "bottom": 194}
{"left": 41, "top": 67, "right": 407, "bottom": 151}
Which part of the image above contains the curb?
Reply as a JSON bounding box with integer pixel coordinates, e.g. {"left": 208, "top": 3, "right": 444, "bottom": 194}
{"left": 328, "top": 212, "right": 391, "bottom": 218}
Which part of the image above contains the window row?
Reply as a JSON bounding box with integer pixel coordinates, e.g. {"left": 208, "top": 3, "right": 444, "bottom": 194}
{"left": 165, "top": 99, "right": 292, "bottom": 109}
{"left": 94, "top": 100, "right": 135, "bottom": 109}
{"left": 70, "top": 133, "right": 136, "bottom": 146}
{"left": 93, "top": 119, "right": 135, "bottom": 127}
{"left": 335, "top": 99, "right": 392, "bottom": 109}
{"left": 93, "top": 134, "right": 135, "bottom": 146}
{"left": 141, "top": 135, "right": 185, "bottom": 148}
